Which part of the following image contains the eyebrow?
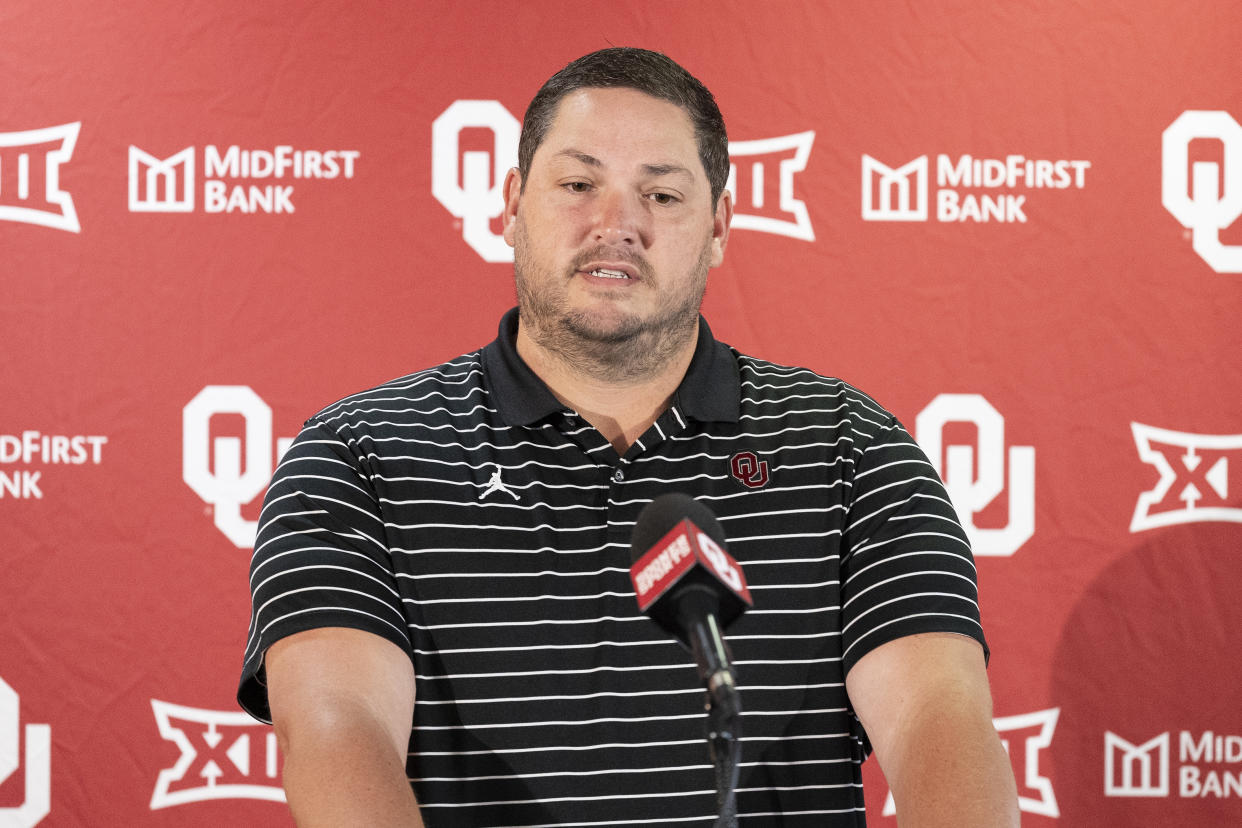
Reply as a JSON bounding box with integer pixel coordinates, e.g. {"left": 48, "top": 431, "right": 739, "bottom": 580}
{"left": 554, "top": 149, "right": 694, "bottom": 179}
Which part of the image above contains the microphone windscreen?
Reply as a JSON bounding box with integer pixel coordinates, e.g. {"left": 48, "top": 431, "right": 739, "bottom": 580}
{"left": 630, "top": 492, "right": 726, "bottom": 565}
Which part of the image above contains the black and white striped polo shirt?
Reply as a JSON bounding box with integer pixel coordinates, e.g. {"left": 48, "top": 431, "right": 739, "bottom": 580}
{"left": 239, "top": 307, "right": 986, "bottom": 827}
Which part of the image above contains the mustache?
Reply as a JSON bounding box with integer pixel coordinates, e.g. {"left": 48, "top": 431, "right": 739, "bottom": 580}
{"left": 569, "top": 246, "right": 655, "bottom": 281}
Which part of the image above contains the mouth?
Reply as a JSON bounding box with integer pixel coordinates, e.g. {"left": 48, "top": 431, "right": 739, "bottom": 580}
{"left": 588, "top": 268, "right": 631, "bottom": 280}
{"left": 578, "top": 260, "right": 640, "bottom": 282}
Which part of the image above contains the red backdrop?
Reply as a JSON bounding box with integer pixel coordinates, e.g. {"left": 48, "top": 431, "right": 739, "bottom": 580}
{"left": 2, "top": 1, "right": 1240, "bottom": 825}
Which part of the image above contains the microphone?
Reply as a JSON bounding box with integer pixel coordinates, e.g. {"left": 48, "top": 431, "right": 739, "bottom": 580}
{"left": 629, "top": 493, "right": 753, "bottom": 704}
{"left": 630, "top": 493, "right": 751, "bottom": 827}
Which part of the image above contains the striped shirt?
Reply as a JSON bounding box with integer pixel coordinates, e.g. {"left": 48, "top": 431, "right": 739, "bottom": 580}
{"left": 239, "top": 308, "right": 987, "bottom": 826}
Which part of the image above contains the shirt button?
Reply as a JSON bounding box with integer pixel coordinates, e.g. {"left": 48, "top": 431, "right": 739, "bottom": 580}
{"left": 612, "top": 469, "right": 625, "bottom": 483}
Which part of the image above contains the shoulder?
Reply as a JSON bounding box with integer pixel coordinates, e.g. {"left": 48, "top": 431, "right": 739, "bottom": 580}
{"left": 303, "top": 350, "right": 488, "bottom": 436}
{"left": 733, "top": 351, "right": 898, "bottom": 442}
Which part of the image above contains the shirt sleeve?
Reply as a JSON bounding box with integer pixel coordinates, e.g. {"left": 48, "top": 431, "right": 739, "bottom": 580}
{"left": 838, "top": 413, "right": 988, "bottom": 677}
{"left": 237, "top": 418, "right": 411, "bottom": 724}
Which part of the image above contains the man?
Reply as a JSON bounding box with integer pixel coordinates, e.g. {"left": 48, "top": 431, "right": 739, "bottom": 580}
{"left": 239, "top": 48, "right": 1018, "bottom": 826}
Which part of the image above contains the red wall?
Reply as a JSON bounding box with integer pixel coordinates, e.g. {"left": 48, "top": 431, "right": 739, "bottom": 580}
{"left": 2, "top": 1, "right": 1240, "bottom": 825}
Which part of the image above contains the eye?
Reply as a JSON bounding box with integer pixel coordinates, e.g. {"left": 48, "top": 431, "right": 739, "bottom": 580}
{"left": 647, "top": 192, "right": 678, "bottom": 205}
{"left": 564, "top": 181, "right": 592, "bottom": 193}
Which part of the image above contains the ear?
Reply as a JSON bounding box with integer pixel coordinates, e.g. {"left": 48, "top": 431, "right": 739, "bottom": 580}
{"left": 708, "top": 187, "right": 733, "bottom": 267}
{"left": 501, "top": 167, "right": 522, "bottom": 247}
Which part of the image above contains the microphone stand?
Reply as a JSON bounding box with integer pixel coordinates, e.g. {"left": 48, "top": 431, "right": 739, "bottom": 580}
{"left": 706, "top": 676, "right": 741, "bottom": 828}
{"left": 690, "top": 616, "right": 742, "bottom": 828}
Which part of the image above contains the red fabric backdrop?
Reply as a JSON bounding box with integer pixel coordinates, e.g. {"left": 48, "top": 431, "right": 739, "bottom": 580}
{"left": 2, "top": 1, "right": 1240, "bottom": 825}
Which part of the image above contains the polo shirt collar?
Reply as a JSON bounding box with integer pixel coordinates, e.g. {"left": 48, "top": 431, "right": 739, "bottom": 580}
{"left": 482, "top": 307, "right": 740, "bottom": 427}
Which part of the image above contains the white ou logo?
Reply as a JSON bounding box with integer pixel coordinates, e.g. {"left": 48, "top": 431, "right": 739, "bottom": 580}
{"left": 0, "top": 675, "right": 51, "bottom": 827}
{"left": 431, "top": 100, "right": 520, "bottom": 263}
{"left": 1162, "top": 110, "right": 1242, "bottom": 274}
{"left": 182, "top": 386, "right": 293, "bottom": 548}
{"left": 696, "top": 531, "right": 744, "bottom": 593}
{"left": 916, "top": 394, "right": 1035, "bottom": 557}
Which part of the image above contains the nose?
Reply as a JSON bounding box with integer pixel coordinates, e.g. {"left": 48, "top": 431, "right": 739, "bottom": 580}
{"left": 591, "top": 189, "right": 647, "bottom": 247}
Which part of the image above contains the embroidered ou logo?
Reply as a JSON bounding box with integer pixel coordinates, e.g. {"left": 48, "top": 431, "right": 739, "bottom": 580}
{"left": 182, "top": 386, "right": 293, "bottom": 548}
{"left": 730, "top": 451, "right": 770, "bottom": 488}
{"left": 915, "top": 394, "right": 1035, "bottom": 557}
{"left": 1162, "top": 110, "right": 1242, "bottom": 274}
{"left": 431, "top": 100, "right": 519, "bottom": 263}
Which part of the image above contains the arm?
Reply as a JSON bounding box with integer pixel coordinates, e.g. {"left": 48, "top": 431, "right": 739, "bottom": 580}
{"left": 267, "top": 627, "right": 424, "bottom": 827}
{"left": 845, "top": 632, "right": 1018, "bottom": 828}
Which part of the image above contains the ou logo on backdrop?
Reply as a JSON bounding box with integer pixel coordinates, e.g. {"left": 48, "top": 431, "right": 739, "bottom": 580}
{"left": 183, "top": 386, "right": 294, "bottom": 549}
{"left": 431, "top": 101, "right": 520, "bottom": 263}
{"left": 0, "top": 675, "right": 51, "bottom": 827}
{"left": 916, "top": 394, "right": 1035, "bottom": 557}
{"left": 1163, "top": 110, "right": 1242, "bottom": 274}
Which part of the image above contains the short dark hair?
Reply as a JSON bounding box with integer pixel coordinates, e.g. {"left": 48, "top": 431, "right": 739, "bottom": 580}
{"left": 517, "top": 47, "right": 730, "bottom": 206}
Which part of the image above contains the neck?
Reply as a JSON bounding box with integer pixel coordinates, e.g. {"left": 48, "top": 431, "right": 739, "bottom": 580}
{"left": 516, "top": 318, "right": 698, "bottom": 455}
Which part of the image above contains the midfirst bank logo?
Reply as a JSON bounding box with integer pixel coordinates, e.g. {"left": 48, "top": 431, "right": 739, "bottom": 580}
{"left": 862, "top": 151, "right": 1090, "bottom": 223}
{"left": 1130, "top": 423, "right": 1242, "bottom": 532}
{"left": 129, "top": 144, "right": 360, "bottom": 214}
{"left": 0, "top": 674, "right": 52, "bottom": 827}
{"left": 1162, "top": 110, "right": 1242, "bottom": 274}
{"left": 151, "top": 700, "right": 284, "bottom": 809}
{"left": 1106, "top": 730, "right": 1242, "bottom": 798}
{"left": 431, "top": 100, "right": 816, "bottom": 262}
{"left": 887, "top": 708, "right": 1060, "bottom": 818}
{"left": 0, "top": 122, "right": 80, "bottom": 233}
{"left": 182, "top": 386, "right": 294, "bottom": 548}
{"left": 0, "top": 430, "right": 109, "bottom": 501}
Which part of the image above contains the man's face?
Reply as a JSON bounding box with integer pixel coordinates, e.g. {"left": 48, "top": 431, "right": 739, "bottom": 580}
{"left": 502, "top": 86, "right": 732, "bottom": 375}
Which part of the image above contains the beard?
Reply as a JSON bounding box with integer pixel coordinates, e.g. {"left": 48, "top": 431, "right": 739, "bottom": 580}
{"left": 513, "top": 226, "right": 712, "bottom": 383}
